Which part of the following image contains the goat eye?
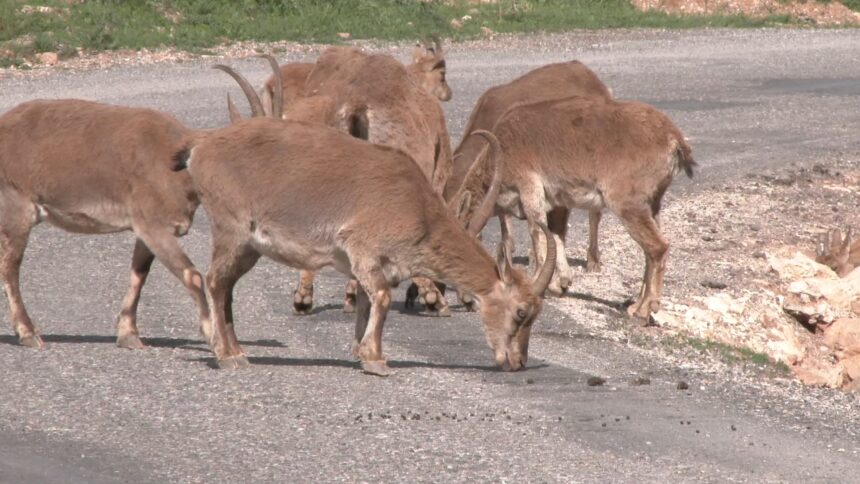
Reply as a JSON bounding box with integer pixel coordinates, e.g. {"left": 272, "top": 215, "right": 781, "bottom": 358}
{"left": 516, "top": 308, "right": 528, "bottom": 321}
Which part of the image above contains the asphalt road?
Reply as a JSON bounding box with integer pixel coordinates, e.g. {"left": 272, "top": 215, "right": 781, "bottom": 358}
{"left": 0, "top": 29, "right": 859, "bottom": 483}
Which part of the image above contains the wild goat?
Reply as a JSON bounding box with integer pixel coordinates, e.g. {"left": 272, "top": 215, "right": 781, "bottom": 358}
{"left": 173, "top": 116, "right": 557, "bottom": 374}
{"left": 258, "top": 38, "right": 451, "bottom": 116}
{"left": 816, "top": 228, "right": 860, "bottom": 277}
{"left": 446, "top": 61, "right": 612, "bottom": 285}
{"left": 218, "top": 52, "right": 455, "bottom": 317}
{"left": 456, "top": 95, "right": 695, "bottom": 319}
{"left": 0, "top": 100, "right": 210, "bottom": 349}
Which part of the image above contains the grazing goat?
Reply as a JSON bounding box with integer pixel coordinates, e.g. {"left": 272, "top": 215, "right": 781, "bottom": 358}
{"left": 0, "top": 100, "right": 210, "bottom": 349}
{"left": 258, "top": 38, "right": 451, "bottom": 116}
{"left": 174, "top": 115, "right": 557, "bottom": 374}
{"left": 219, "top": 52, "right": 455, "bottom": 316}
{"left": 456, "top": 95, "right": 695, "bottom": 319}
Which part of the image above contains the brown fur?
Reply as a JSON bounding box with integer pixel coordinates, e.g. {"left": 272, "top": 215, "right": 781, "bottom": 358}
{"left": 179, "top": 119, "right": 556, "bottom": 373}
{"left": 460, "top": 95, "right": 695, "bottom": 319}
{"left": 816, "top": 228, "right": 860, "bottom": 277}
{"left": 0, "top": 99, "right": 211, "bottom": 349}
{"left": 445, "top": 61, "right": 613, "bottom": 277}
{"left": 259, "top": 41, "right": 451, "bottom": 116}
{"left": 254, "top": 48, "right": 456, "bottom": 315}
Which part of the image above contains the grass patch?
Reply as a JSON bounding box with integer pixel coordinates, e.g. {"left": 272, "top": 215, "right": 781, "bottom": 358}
{"left": 0, "top": 0, "right": 804, "bottom": 65}
{"left": 666, "top": 334, "right": 791, "bottom": 374}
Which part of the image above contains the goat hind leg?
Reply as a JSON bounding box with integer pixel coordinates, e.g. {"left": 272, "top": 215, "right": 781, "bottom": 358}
{"left": 135, "top": 226, "right": 211, "bottom": 342}
{"left": 0, "top": 208, "right": 40, "bottom": 348}
{"left": 586, "top": 210, "right": 602, "bottom": 273}
{"left": 206, "top": 243, "right": 259, "bottom": 369}
{"left": 115, "top": 239, "right": 155, "bottom": 349}
{"left": 618, "top": 208, "right": 668, "bottom": 320}
{"left": 415, "top": 277, "right": 450, "bottom": 317}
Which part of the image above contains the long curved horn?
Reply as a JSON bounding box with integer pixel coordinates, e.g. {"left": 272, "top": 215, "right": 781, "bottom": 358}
{"left": 466, "top": 130, "right": 503, "bottom": 238}
{"left": 213, "top": 64, "right": 265, "bottom": 117}
{"left": 256, "top": 54, "right": 283, "bottom": 119}
{"left": 226, "top": 94, "right": 243, "bottom": 124}
{"left": 531, "top": 223, "right": 557, "bottom": 296}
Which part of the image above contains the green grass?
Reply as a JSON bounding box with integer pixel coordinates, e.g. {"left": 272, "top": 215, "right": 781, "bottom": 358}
{"left": 0, "top": 0, "right": 808, "bottom": 66}
{"left": 666, "top": 335, "right": 791, "bottom": 374}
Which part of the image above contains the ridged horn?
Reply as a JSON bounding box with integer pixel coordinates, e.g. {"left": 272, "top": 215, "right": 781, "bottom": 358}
{"left": 465, "top": 130, "right": 503, "bottom": 238}
{"left": 256, "top": 54, "right": 283, "bottom": 119}
{"left": 531, "top": 223, "right": 557, "bottom": 297}
{"left": 213, "top": 64, "right": 265, "bottom": 118}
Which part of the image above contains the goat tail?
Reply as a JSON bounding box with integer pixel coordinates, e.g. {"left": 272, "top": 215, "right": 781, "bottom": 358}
{"left": 675, "top": 136, "right": 696, "bottom": 179}
{"left": 171, "top": 131, "right": 207, "bottom": 172}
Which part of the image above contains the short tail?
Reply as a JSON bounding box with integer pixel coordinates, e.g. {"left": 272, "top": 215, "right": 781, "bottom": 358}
{"left": 171, "top": 146, "right": 192, "bottom": 172}
{"left": 676, "top": 137, "right": 696, "bottom": 178}
{"left": 171, "top": 131, "right": 207, "bottom": 172}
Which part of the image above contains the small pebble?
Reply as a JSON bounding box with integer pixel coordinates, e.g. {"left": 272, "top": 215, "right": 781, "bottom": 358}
{"left": 700, "top": 280, "right": 727, "bottom": 290}
{"left": 731, "top": 424, "right": 737, "bottom": 431}
{"left": 526, "top": 378, "right": 535, "bottom": 385}
{"left": 587, "top": 376, "right": 606, "bottom": 387}
{"left": 677, "top": 381, "right": 690, "bottom": 390}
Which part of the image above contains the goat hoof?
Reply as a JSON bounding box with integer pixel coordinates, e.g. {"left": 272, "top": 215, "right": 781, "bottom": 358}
{"left": 585, "top": 261, "right": 602, "bottom": 273}
{"left": 217, "top": 354, "right": 250, "bottom": 369}
{"left": 293, "top": 291, "right": 313, "bottom": 315}
{"left": 404, "top": 283, "right": 419, "bottom": 309}
{"left": 293, "top": 301, "right": 313, "bottom": 315}
{"left": 626, "top": 302, "right": 652, "bottom": 322}
{"left": 19, "top": 333, "right": 45, "bottom": 349}
{"left": 547, "top": 283, "right": 566, "bottom": 298}
{"left": 116, "top": 332, "right": 145, "bottom": 350}
{"left": 343, "top": 294, "right": 357, "bottom": 313}
{"left": 361, "top": 360, "right": 392, "bottom": 377}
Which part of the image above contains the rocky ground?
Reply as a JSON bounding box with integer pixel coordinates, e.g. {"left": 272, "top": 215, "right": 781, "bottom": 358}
{"left": 633, "top": 0, "right": 860, "bottom": 25}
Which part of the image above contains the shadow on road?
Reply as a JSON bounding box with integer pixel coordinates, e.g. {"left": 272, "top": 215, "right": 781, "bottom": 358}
{"left": 0, "top": 334, "right": 287, "bottom": 349}
{"left": 186, "top": 355, "right": 549, "bottom": 372}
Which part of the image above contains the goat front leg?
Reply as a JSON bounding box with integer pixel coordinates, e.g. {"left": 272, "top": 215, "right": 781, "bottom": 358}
{"left": 293, "top": 270, "right": 315, "bottom": 315}
{"left": 0, "top": 199, "right": 40, "bottom": 348}
{"left": 351, "top": 269, "right": 392, "bottom": 377}
{"left": 115, "top": 239, "right": 155, "bottom": 349}
{"left": 547, "top": 207, "right": 573, "bottom": 292}
{"left": 134, "top": 225, "right": 211, "bottom": 343}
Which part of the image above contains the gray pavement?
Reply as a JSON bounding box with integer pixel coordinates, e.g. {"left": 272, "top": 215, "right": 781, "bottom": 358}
{"left": 0, "top": 29, "right": 859, "bottom": 483}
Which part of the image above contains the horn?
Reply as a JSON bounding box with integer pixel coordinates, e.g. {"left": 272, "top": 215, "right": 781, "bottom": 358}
{"left": 226, "top": 94, "right": 243, "bottom": 124}
{"left": 213, "top": 64, "right": 265, "bottom": 118}
{"left": 256, "top": 54, "right": 283, "bottom": 119}
{"left": 843, "top": 227, "right": 854, "bottom": 251}
{"left": 531, "top": 223, "right": 557, "bottom": 296}
{"left": 465, "top": 130, "right": 504, "bottom": 238}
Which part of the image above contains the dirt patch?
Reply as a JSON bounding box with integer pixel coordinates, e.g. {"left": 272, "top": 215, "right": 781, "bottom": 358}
{"left": 632, "top": 0, "right": 860, "bottom": 25}
{"left": 555, "top": 156, "right": 860, "bottom": 390}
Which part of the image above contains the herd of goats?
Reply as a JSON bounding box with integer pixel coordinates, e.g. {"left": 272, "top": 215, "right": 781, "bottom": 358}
{"left": 0, "top": 39, "right": 698, "bottom": 376}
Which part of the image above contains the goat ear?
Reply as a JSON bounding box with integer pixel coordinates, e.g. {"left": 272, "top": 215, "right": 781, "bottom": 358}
{"left": 454, "top": 191, "right": 472, "bottom": 223}
{"left": 496, "top": 241, "right": 513, "bottom": 283}
{"left": 412, "top": 45, "right": 425, "bottom": 63}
